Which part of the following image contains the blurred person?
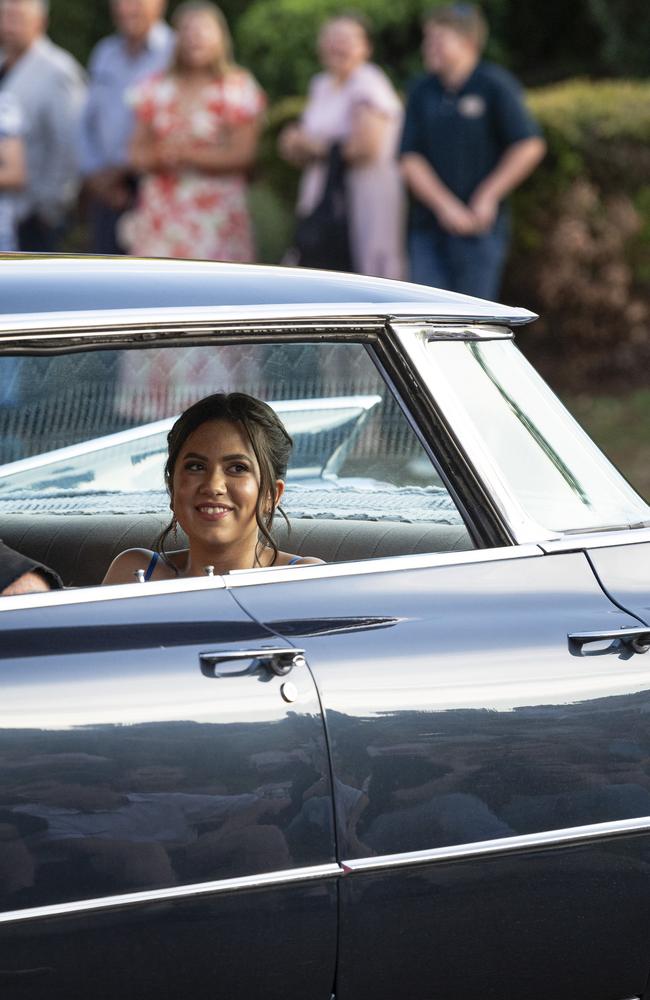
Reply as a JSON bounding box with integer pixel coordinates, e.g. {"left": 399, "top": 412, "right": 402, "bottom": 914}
{"left": 78, "top": 0, "right": 174, "bottom": 254}
{"left": 400, "top": 3, "right": 545, "bottom": 299}
{"left": 279, "top": 13, "right": 404, "bottom": 279}
{"left": 0, "top": 539, "right": 62, "bottom": 595}
{"left": 0, "top": 89, "right": 24, "bottom": 250}
{"left": 118, "top": 1, "right": 265, "bottom": 261}
{"left": 0, "top": 0, "right": 86, "bottom": 251}
{"left": 0, "top": 95, "right": 25, "bottom": 462}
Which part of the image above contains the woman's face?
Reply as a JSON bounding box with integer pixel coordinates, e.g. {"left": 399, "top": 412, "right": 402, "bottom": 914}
{"left": 318, "top": 19, "right": 370, "bottom": 79}
{"left": 171, "top": 418, "right": 283, "bottom": 552}
{"left": 176, "top": 10, "right": 225, "bottom": 71}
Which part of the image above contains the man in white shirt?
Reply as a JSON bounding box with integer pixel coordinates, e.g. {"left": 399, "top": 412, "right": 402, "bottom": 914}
{"left": 0, "top": 89, "right": 24, "bottom": 250}
{"left": 78, "top": 0, "right": 174, "bottom": 253}
{"left": 0, "top": 0, "right": 86, "bottom": 250}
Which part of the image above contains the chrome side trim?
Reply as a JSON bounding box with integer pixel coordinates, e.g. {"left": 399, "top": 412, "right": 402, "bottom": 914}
{"left": 0, "top": 572, "right": 226, "bottom": 613}
{"left": 3, "top": 816, "right": 649, "bottom": 925}
{"left": 0, "top": 545, "right": 543, "bottom": 612}
{"left": 541, "top": 527, "right": 650, "bottom": 553}
{"left": 225, "top": 544, "right": 542, "bottom": 588}
{"left": 342, "top": 815, "right": 650, "bottom": 875}
{"left": 0, "top": 863, "right": 343, "bottom": 926}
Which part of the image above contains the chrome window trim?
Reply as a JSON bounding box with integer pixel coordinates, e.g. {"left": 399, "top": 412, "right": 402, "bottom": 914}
{"left": 0, "top": 572, "right": 226, "bottom": 613}
{"left": 342, "top": 815, "right": 650, "bottom": 876}
{"left": 0, "top": 546, "right": 543, "bottom": 614}
{"left": 392, "top": 324, "right": 572, "bottom": 546}
{"left": 3, "top": 816, "right": 649, "bottom": 925}
{"left": 541, "top": 527, "right": 650, "bottom": 553}
{"left": 0, "top": 302, "right": 536, "bottom": 339}
{"left": 0, "top": 863, "right": 343, "bottom": 926}
{"left": 423, "top": 323, "right": 514, "bottom": 341}
{"left": 225, "top": 544, "right": 542, "bottom": 589}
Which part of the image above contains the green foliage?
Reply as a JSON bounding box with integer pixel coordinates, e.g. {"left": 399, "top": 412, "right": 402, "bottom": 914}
{"left": 586, "top": 0, "right": 650, "bottom": 76}
{"left": 506, "top": 80, "right": 650, "bottom": 390}
{"left": 236, "top": 0, "right": 439, "bottom": 100}
{"left": 47, "top": 0, "right": 650, "bottom": 87}
{"left": 249, "top": 181, "right": 294, "bottom": 264}
{"left": 47, "top": 3, "right": 113, "bottom": 66}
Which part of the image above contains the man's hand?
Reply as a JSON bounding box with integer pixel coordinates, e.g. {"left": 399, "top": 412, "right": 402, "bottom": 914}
{"left": 468, "top": 186, "right": 499, "bottom": 233}
{"left": 435, "top": 193, "right": 480, "bottom": 236}
{"left": 401, "top": 153, "right": 479, "bottom": 236}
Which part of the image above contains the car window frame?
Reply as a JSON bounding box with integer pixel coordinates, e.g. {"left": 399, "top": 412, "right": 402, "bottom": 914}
{"left": 0, "top": 312, "right": 622, "bottom": 613}
{"left": 391, "top": 321, "right": 650, "bottom": 545}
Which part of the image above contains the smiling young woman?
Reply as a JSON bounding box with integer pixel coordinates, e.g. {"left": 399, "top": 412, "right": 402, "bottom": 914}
{"left": 102, "top": 392, "right": 322, "bottom": 585}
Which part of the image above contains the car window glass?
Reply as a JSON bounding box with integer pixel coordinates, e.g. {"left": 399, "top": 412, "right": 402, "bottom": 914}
{"left": 427, "top": 338, "right": 650, "bottom": 532}
{"left": 0, "top": 342, "right": 473, "bottom": 563}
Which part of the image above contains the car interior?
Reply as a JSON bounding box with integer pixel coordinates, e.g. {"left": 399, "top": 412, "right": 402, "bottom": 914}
{"left": 0, "top": 338, "right": 475, "bottom": 589}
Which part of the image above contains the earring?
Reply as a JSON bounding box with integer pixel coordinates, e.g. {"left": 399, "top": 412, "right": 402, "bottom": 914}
{"left": 171, "top": 515, "right": 178, "bottom": 540}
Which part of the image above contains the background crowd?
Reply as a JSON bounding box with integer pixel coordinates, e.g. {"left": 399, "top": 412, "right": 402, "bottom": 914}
{"left": 0, "top": 0, "right": 546, "bottom": 302}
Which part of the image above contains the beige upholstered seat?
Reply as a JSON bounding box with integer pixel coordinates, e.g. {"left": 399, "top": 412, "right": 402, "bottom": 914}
{"left": 1, "top": 513, "right": 473, "bottom": 588}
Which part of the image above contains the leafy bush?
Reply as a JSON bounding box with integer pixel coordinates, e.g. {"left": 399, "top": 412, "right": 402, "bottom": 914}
{"left": 506, "top": 80, "right": 650, "bottom": 389}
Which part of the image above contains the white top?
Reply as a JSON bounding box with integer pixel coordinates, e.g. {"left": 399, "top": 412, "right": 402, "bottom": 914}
{"left": 297, "top": 62, "right": 405, "bottom": 279}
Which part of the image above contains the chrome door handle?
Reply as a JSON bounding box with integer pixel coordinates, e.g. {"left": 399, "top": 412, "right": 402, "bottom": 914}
{"left": 568, "top": 627, "right": 650, "bottom": 654}
{"left": 200, "top": 647, "right": 306, "bottom": 678}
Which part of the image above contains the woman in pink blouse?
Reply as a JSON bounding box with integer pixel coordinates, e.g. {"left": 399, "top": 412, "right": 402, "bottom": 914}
{"left": 279, "top": 13, "right": 404, "bottom": 280}
{"left": 120, "top": 1, "right": 265, "bottom": 262}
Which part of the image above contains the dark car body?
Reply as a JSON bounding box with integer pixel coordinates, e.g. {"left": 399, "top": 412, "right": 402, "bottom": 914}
{"left": 1, "top": 256, "right": 650, "bottom": 1000}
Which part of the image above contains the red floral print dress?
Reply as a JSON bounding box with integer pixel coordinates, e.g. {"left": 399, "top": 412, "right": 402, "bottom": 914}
{"left": 120, "top": 69, "right": 265, "bottom": 261}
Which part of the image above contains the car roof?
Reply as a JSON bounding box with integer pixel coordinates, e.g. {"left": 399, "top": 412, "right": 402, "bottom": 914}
{"left": 0, "top": 255, "right": 536, "bottom": 328}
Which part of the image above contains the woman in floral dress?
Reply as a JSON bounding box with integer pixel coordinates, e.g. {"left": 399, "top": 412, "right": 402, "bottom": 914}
{"left": 120, "top": 1, "right": 265, "bottom": 262}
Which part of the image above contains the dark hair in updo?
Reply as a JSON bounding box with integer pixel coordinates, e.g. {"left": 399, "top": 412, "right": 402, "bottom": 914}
{"left": 157, "top": 392, "right": 293, "bottom": 567}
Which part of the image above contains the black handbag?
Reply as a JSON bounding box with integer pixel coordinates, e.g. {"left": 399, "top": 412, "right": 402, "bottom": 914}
{"left": 294, "top": 142, "right": 353, "bottom": 272}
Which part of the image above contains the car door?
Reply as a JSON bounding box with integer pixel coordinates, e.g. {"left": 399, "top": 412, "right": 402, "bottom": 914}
{"left": 580, "top": 536, "right": 650, "bottom": 626}
{"left": 231, "top": 546, "right": 650, "bottom": 1000}
{"left": 0, "top": 580, "right": 337, "bottom": 1000}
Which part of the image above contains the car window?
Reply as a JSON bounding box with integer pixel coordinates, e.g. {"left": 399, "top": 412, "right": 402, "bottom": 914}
{"left": 426, "top": 338, "right": 650, "bottom": 533}
{"left": 0, "top": 341, "right": 473, "bottom": 578}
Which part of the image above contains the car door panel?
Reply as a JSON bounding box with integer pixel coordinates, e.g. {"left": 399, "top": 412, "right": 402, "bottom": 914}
{"left": 0, "top": 883, "right": 338, "bottom": 1000}
{"left": 0, "top": 586, "right": 337, "bottom": 1000}
{"left": 587, "top": 540, "right": 650, "bottom": 625}
{"left": 233, "top": 549, "right": 650, "bottom": 999}
{"left": 338, "top": 837, "right": 650, "bottom": 1000}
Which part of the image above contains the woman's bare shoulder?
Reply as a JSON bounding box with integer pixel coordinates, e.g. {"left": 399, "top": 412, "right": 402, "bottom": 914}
{"left": 102, "top": 548, "right": 156, "bottom": 586}
{"left": 278, "top": 551, "right": 325, "bottom": 567}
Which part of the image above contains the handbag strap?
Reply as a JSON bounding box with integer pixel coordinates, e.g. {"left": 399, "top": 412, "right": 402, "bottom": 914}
{"left": 318, "top": 142, "right": 347, "bottom": 207}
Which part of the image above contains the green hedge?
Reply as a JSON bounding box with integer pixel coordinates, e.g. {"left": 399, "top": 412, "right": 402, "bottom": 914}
{"left": 507, "top": 80, "right": 650, "bottom": 389}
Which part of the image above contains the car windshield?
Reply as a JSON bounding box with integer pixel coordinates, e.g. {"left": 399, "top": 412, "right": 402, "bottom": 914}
{"left": 424, "top": 336, "right": 650, "bottom": 533}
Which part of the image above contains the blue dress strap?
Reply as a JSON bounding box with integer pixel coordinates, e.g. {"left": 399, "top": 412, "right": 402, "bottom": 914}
{"left": 287, "top": 555, "right": 302, "bottom": 566}
{"left": 144, "top": 551, "right": 159, "bottom": 581}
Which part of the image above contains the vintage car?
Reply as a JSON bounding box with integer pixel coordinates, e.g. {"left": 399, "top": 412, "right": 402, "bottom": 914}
{"left": 1, "top": 255, "right": 650, "bottom": 1000}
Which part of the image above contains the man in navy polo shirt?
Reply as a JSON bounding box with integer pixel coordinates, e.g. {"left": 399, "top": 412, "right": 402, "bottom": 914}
{"left": 400, "top": 3, "right": 545, "bottom": 300}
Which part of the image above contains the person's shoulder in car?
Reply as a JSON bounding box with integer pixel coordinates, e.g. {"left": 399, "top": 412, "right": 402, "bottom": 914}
{"left": 0, "top": 540, "right": 63, "bottom": 596}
